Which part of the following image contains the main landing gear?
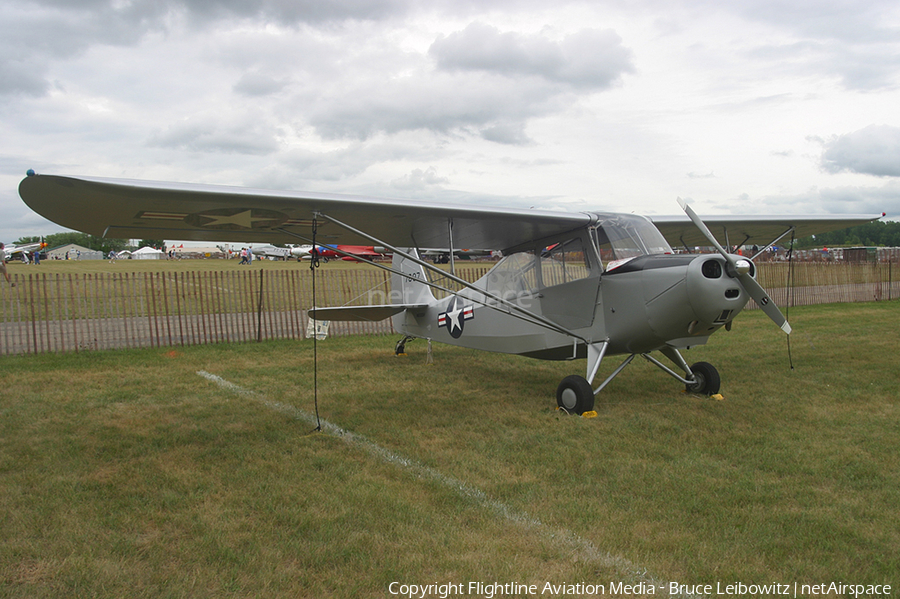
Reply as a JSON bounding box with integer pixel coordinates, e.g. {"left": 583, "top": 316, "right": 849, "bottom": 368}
{"left": 683, "top": 361, "right": 720, "bottom": 396}
{"left": 555, "top": 346, "right": 721, "bottom": 415}
{"left": 556, "top": 375, "right": 595, "bottom": 415}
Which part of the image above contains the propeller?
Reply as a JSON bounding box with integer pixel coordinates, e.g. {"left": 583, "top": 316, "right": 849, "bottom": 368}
{"left": 678, "top": 198, "right": 791, "bottom": 334}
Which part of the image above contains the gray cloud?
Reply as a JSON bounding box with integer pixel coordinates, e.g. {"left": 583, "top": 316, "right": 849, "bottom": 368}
{"left": 268, "top": 139, "right": 435, "bottom": 183}
{"left": 820, "top": 125, "right": 900, "bottom": 177}
{"left": 744, "top": 180, "right": 899, "bottom": 219}
{"left": 735, "top": 0, "right": 899, "bottom": 44}
{"left": 148, "top": 116, "right": 282, "bottom": 155}
{"left": 815, "top": 181, "right": 899, "bottom": 216}
{"left": 233, "top": 72, "right": 289, "bottom": 97}
{"left": 18, "top": 0, "right": 409, "bottom": 28}
{"left": 173, "top": 0, "right": 410, "bottom": 25}
{"left": 737, "top": 0, "right": 900, "bottom": 90}
{"left": 429, "top": 23, "right": 635, "bottom": 90}
{"left": 298, "top": 24, "right": 634, "bottom": 144}
{"left": 0, "top": 0, "right": 412, "bottom": 98}
{"left": 747, "top": 39, "right": 900, "bottom": 91}
{"left": 0, "top": 60, "right": 50, "bottom": 96}
{"left": 300, "top": 70, "right": 566, "bottom": 144}
{"left": 389, "top": 167, "right": 450, "bottom": 191}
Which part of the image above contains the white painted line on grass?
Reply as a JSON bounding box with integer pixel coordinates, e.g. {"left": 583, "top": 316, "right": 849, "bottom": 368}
{"left": 197, "top": 370, "right": 696, "bottom": 598}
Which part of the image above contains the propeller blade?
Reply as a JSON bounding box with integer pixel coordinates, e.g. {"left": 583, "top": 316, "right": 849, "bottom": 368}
{"left": 737, "top": 272, "right": 792, "bottom": 334}
{"left": 677, "top": 197, "right": 730, "bottom": 258}
{"left": 678, "top": 197, "right": 791, "bottom": 335}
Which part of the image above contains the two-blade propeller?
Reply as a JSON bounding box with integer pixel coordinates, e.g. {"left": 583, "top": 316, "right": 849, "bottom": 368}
{"left": 678, "top": 198, "right": 792, "bottom": 334}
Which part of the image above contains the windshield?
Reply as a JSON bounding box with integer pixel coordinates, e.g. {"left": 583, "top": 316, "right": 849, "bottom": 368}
{"left": 592, "top": 214, "right": 672, "bottom": 270}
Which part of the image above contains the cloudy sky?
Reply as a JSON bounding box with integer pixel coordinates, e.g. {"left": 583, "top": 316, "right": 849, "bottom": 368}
{"left": 2, "top": 0, "right": 899, "bottom": 243}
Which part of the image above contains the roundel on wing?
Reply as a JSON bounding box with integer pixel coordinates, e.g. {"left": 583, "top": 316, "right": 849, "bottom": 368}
{"left": 184, "top": 208, "right": 288, "bottom": 230}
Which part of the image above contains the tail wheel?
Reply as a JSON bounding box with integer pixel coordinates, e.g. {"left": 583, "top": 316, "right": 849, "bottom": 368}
{"left": 556, "top": 375, "right": 595, "bottom": 415}
{"left": 686, "top": 362, "right": 721, "bottom": 395}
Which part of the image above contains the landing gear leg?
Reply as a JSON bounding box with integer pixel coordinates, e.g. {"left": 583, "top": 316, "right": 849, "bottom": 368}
{"left": 394, "top": 335, "right": 415, "bottom": 356}
{"left": 652, "top": 347, "right": 721, "bottom": 396}
{"left": 556, "top": 341, "right": 610, "bottom": 415}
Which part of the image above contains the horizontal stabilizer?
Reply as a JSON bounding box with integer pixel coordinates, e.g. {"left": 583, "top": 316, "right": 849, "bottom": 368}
{"left": 308, "top": 304, "right": 427, "bottom": 322}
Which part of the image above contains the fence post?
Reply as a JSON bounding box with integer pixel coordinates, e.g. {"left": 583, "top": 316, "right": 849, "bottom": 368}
{"left": 257, "top": 269, "right": 264, "bottom": 342}
{"left": 28, "top": 274, "right": 39, "bottom": 354}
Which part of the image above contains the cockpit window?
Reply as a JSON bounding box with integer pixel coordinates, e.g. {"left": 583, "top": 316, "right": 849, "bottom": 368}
{"left": 480, "top": 236, "right": 593, "bottom": 298}
{"left": 481, "top": 252, "right": 538, "bottom": 300}
{"left": 541, "top": 237, "right": 591, "bottom": 286}
{"left": 592, "top": 214, "right": 672, "bottom": 271}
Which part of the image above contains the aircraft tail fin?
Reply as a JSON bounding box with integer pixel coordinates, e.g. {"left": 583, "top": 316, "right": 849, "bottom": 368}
{"left": 391, "top": 249, "right": 436, "bottom": 306}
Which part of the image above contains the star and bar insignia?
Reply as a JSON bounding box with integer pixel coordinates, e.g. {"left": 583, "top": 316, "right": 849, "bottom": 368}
{"left": 437, "top": 295, "right": 474, "bottom": 339}
{"left": 137, "top": 209, "right": 313, "bottom": 230}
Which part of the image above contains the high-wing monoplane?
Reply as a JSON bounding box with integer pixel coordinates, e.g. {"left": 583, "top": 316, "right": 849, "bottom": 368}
{"left": 18, "top": 172, "right": 881, "bottom": 414}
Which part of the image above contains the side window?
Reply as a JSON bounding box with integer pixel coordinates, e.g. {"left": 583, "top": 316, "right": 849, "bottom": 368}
{"left": 482, "top": 252, "right": 539, "bottom": 299}
{"left": 541, "top": 237, "right": 591, "bottom": 286}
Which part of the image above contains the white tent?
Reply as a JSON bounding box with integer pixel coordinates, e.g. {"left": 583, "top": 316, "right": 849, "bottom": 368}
{"left": 45, "top": 243, "right": 103, "bottom": 260}
{"left": 132, "top": 246, "right": 165, "bottom": 260}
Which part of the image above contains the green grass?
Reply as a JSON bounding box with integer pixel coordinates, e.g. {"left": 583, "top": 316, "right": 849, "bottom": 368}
{"left": 1, "top": 301, "right": 898, "bottom": 597}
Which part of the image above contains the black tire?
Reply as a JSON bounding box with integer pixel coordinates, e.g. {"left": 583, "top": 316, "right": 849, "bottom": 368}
{"left": 556, "top": 375, "right": 595, "bottom": 415}
{"left": 685, "top": 361, "right": 721, "bottom": 395}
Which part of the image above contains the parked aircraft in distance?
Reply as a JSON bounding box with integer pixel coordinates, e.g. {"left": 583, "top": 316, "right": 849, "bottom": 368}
{"left": 250, "top": 244, "right": 294, "bottom": 260}
{"left": 2, "top": 239, "right": 47, "bottom": 261}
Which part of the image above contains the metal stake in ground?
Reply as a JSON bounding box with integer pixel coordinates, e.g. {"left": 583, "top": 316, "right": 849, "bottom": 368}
{"left": 310, "top": 217, "right": 322, "bottom": 432}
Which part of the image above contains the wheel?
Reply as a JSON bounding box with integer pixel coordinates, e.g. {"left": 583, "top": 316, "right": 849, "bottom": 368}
{"left": 685, "top": 362, "right": 721, "bottom": 395}
{"left": 556, "top": 375, "right": 595, "bottom": 415}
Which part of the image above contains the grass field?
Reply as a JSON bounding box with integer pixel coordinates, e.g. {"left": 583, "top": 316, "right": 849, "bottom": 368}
{"left": 1, "top": 301, "right": 898, "bottom": 597}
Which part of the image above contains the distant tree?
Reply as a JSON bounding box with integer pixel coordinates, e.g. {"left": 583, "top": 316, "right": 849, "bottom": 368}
{"left": 138, "top": 239, "right": 165, "bottom": 249}
{"left": 13, "top": 236, "right": 41, "bottom": 245}
{"left": 44, "top": 232, "right": 91, "bottom": 249}
{"left": 43, "top": 232, "right": 130, "bottom": 254}
{"left": 796, "top": 220, "right": 900, "bottom": 248}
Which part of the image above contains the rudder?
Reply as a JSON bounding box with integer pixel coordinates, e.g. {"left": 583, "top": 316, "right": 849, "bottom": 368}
{"left": 390, "top": 249, "right": 436, "bottom": 306}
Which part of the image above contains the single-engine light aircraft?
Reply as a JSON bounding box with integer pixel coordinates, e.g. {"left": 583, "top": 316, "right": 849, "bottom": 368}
{"left": 18, "top": 172, "right": 881, "bottom": 414}
{"left": 250, "top": 244, "right": 294, "bottom": 260}
{"left": 2, "top": 239, "right": 47, "bottom": 261}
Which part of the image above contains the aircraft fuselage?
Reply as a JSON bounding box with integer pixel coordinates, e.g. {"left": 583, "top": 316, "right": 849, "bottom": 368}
{"left": 392, "top": 230, "right": 751, "bottom": 362}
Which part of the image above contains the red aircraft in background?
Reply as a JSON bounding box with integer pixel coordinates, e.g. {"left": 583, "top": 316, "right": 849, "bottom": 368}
{"left": 290, "top": 244, "right": 387, "bottom": 261}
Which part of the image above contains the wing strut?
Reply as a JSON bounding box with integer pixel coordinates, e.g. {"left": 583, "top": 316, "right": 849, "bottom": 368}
{"left": 749, "top": 226, "right": 795, "bottom": 262}
{"left": 299, "top": 212, "right": 593, "bottom": 344}
{"left": 448, "top": 218, "right": 456, "bottom": 276}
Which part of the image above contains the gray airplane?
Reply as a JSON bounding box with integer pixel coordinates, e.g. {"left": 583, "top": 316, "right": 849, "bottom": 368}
{"left": 19, "top": 172, "right": 881, "bottom": 414}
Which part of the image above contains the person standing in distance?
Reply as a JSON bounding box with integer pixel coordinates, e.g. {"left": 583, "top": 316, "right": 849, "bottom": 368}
{"left": 0, "top": 243, "right": 16, "bottom": 287}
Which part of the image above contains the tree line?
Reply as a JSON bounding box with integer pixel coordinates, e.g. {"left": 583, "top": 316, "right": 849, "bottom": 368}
{"left": 12, "top": 233, "right": 163, "bottom": 254}
{"left": 795, "top": 220, "right": 900, "bottom": 249}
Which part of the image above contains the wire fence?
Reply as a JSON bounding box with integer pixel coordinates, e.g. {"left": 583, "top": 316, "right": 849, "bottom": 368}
{"left": 0, "top": 262, "right": 896, "bottom": 356}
